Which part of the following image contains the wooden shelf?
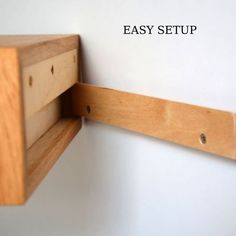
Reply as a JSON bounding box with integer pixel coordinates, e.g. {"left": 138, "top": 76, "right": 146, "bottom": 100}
{"left": 0, "top": 35, "right": 235, "bottom": 205}
{"left": 0, "top": 35, "right": 81, "bottom": 205}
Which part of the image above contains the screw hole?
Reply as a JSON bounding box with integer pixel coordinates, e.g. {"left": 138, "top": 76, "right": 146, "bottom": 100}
{"left": 51, "top": 65, "right": 54, "bottom": 75}
{"left": 200, "top": 133, "right": 207, "bottom": 144}
{"left": 29, "top": 76, "right": 33, "bottom": 87}
{"left": 73, "top": 55, "right": 76, "bottom": 63}
{"left": 86, "top": 105, "right": 91, "bottom": 114}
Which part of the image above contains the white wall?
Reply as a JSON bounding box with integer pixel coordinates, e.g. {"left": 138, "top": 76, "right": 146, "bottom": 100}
{"left": 0, "top": 0, "right": 236, "bottom": 235}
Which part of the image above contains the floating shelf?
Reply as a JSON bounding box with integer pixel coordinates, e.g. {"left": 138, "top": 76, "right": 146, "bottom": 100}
{"left": 0, "top": 35, "right": 81, "bottom": 205}
{"left": 0, "top": 35, "right": 235, "bottom": 205}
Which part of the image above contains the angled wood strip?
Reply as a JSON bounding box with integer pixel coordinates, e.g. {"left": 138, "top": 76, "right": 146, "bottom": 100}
{"left": 27, "top": 118, "right": 81, "bottom": 198}
{"left": 23, "top": 49, "right": 78, "bottom": 119}
{"left": 72, "top": 83, "right": 236, "bottom": 159}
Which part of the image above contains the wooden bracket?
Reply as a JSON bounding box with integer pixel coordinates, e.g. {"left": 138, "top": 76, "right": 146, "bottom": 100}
{"left": 72, "top": 83, "right": 236, "bottom": 159}
{"left": 0, "top": 35, "right": 235, "bottom": 205}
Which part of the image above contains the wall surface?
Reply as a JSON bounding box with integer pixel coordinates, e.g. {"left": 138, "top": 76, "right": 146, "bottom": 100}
{"left": 0, "top": 0, "right": 236, "bottom": 235}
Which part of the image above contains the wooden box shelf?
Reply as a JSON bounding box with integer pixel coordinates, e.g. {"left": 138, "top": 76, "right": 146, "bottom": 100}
{"left": 0, "top": 35, "right": 235, "bottom": 205}
{"left": 0, "top": 35, "right": 81, "bottom": 204}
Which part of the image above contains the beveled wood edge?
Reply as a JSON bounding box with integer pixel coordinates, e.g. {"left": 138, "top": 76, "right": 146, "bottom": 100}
{"left": 26, "top": 117, "right": 81, "bottom": 200}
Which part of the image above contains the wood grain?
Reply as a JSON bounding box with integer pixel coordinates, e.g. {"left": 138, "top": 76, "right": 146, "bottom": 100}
{"left": 27, "top": 118, "right": 81, "bottom": 198}
{"left": 25, "top": 98, "right": 61, "bottom": 149}
{"left": 23, "top": 49, "right": 78, "bottom": 119}
{"left": 0, "top": 48, "right": 26, "bottom": 205}
{"left": 0, "top": 35, "right": 79, "bottom": 66}
{"left": 0, "top": 35, "right": 81, "bottom": 204}
{"left": 72, "top": 83, "right": 236, "bottom": 159}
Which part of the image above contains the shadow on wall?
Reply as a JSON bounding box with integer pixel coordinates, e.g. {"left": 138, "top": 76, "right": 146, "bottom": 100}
{"left": 75, "top": 35, "right": 236, "bottom": 234}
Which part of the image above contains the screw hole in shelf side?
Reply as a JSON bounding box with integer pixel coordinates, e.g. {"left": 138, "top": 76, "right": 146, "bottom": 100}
{"left": 86, "top": 105, "right": 91, "bottom": 114}
{"left": 51, "top": 65, "right": 54, "bottom": 75}
{"left": 29, "top": 76, "right": 33, "bottom": 87}
{"left": 200, "top": 133, "right": 207, "bottom": 144}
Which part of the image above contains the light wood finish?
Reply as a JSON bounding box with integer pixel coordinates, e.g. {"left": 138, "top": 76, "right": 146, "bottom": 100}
{"left": 0, "top": 48, "right": 25, "bottom": 205}
{"left": 2, "top": 34, "right": 235, "bottom": 205}
{"left": 23, "top": 49, "right": 78, "bottom": 119}
{"left": 0, "top": 35, "right": 79, "bottom": 66}
{"left": 0, "top": 35, "right": 81, "bottom": 205}
{"left": 73, "top": 83, "right": 236, "bottom": 159}
{"left": 25, "top": 98, "right": 61, "bottom": 149}
{"left": 27, "top": 118, "right": 81, "bottom": 198}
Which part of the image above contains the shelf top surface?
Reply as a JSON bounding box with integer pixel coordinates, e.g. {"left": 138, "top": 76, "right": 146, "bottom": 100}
{"left": 0, "top": 35, "right": 79, "bottom": 66}
{"left": 0, "top": 35, "right": 77, "bottom": 48}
